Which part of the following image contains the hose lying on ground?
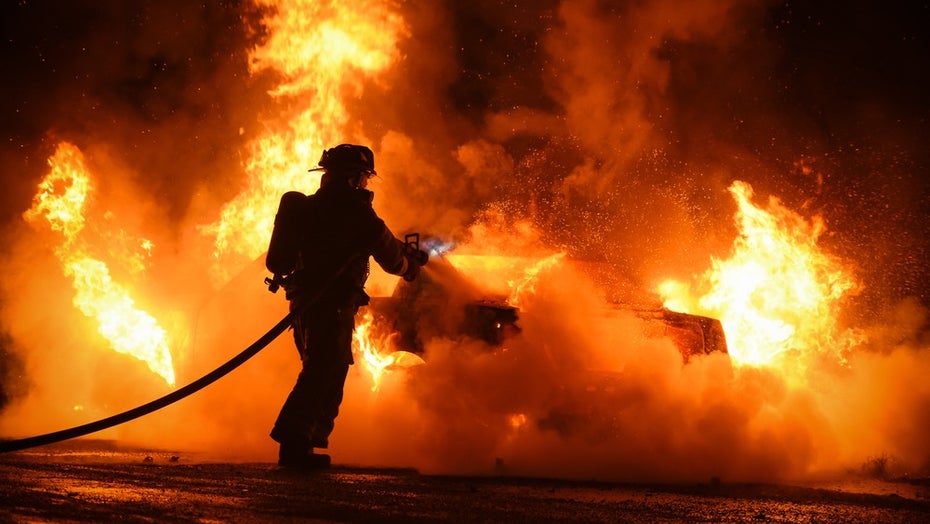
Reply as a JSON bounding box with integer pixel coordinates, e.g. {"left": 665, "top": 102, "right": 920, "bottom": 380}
{"left": 0, "top": 245, "right": 371, "bottom": 454}
{"left": 0, "top": 311, "right": 295, "bottom": 454}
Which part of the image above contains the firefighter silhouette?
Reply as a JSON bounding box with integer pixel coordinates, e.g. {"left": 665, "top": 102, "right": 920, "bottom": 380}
{"left": 266, "top": 144, "right": 426, "bottom": 469}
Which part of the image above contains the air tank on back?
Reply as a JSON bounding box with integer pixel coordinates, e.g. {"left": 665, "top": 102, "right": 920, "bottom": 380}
{"left": 265, "top": 191, "right": 308, "bottom": 277}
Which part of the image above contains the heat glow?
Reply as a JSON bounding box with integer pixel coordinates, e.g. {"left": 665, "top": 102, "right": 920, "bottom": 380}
{"left": 201, "top": 0, "right": 408, "bottom": 282}
{"left": 23, "top": 143, "right": 175, "bottom": 387}
{"left": 443, "top": 253, "right": 568, "bottom": 304}
{"left": 207, "top": 0, "right": 409, "bottom": 378}
{"left": 658, "top": 180, "right": 863, "bottom": 379}
{"left": 22, "top": 0, "right": 408, "bottom": 389}
{"left": 353, "top": 311, "right": 424, "bottom": 392}
{"left": 6, "top": 0, "right": 928, "bottom": 484}
{"left": 18, "top": 1, "right": 867, "bottom": 414}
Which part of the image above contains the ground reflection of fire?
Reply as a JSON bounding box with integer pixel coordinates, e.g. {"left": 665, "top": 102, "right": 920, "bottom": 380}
{"left": 3, "top": 0, "right": 929, "bottom": 484}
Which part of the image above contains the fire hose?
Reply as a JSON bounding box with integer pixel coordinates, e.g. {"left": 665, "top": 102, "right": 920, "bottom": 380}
{"left": 0, "top": 234, "right": 428, "bottom": 454}
{"left": 0, "top": 310, "right": 296, "bottom": 454}
{"left": 0, "top": 244, "right": 334, "bottom": 455}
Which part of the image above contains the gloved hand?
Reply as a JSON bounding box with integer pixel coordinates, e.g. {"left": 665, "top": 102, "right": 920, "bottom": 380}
{"left": 410, "top": 248, "right": 429, "bottom": 266}
{"left": 402, "top": 257, "right": 421, "bottom": 281}
{"left": 402, "top": 250, "right": 427, "bottom": 281}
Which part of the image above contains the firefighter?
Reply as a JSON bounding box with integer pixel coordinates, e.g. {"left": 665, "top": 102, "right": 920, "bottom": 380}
{"left": 266, "top": 144, "right": 425, "bottom": 469}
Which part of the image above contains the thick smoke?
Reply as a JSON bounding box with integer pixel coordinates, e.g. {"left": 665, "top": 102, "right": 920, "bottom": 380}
{"left": 1, "top": 0, "right": 929, "bottom": 483}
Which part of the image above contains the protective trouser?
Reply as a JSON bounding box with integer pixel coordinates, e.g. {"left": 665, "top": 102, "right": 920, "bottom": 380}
{"left": 270, "top": 302, "right": 354, "bottom": 449}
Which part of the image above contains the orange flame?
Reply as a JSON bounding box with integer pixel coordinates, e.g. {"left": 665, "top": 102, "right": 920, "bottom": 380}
{"left": 353, "top": 311, "right": 424, "bottom": 392}
{"left": 202, "top": 0, "right": 408, "bottom": 282}
{"left": 443, "top": 252, "right": 567, "bottom": 302}
{"left": 351, "top": 252, "right": 570, "bottom": 391}
{"left": 658, "top": 180, "right": 863, "bottom": 379}
{"left": 24, "top": 142, "right": 176, "bottom": 387}
{"left": 506, "top": 253, "right": 567, "bottom": 307}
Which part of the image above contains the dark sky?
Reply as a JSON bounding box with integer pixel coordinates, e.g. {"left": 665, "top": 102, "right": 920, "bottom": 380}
{"left": 0, "top": 1, "right": 259, "bottom": 224}
{"left": 1, "top": 0, "right": 928, "bottom": 306}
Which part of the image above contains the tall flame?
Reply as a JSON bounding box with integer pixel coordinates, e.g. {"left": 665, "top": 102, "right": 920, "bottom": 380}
{"left": 24, "top": 142, "right": 175, "bottom": 387}
{"left": 23, "top": 1, "right": 411, "bottom": 394}
{"left": 658, "top": 180, "right": 863, "bottom": 379}
{"left": 351, "top": 252, "right": 570, "bottom": 392}
{"left": 202, "top": 0, "right": 408, "bottom": 281}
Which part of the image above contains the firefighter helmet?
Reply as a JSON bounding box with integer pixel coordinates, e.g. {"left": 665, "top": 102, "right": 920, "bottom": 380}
{"left": 313, "top": 144, "right": 376, "bottom": 176}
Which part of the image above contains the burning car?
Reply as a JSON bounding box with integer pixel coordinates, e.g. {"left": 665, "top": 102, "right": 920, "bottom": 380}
{"left": 360, "top": 251, "right": 731, "bottom": 440}
{"left": 363, "top": 253, "right": 728, "bottom": 362}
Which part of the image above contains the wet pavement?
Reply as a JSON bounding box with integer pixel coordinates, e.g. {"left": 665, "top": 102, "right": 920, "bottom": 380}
{"left": 1, "top": 440, "right": 929, "bottom": 523}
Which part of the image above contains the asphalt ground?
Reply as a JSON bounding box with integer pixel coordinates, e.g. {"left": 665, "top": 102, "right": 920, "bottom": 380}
{"left": 1, "top": 440, "right": 929, "bottom": 523}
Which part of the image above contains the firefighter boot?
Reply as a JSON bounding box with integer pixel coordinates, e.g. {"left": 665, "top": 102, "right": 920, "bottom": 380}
{"left": 278, "top": 442, "right": 331, "bottom": 470}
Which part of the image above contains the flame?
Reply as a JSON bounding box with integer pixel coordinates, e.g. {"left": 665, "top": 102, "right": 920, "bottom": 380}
{"left": 196, "top": 0, "right": 412, "bottom": 389}
{"left": 658, "top": 180, "right": 862, "bottom": 379}
{"left": 443, "top": 253, "right": 567, "bottom": 302}
{"left": 351, "top": 251, "right": 569, "bottom": 391}
{"left": 24, "top": 142, "right": 176, "bottom": 387}
{"left": 202, "top": 0, "right": 408, "bottom": 282}
{"left": 353, "top": 311, "right": 424, "bottom": 392}
{"left": 17, "top": 0, "right": 409, "bottom": 405}
{"left": 506, "top": 253, "right": 567, "bottom": 307}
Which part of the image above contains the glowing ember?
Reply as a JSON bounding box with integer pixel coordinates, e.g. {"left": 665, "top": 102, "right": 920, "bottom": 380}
{"left": 24, "top": 142, "right": 176, "bottom": 387}
{"left": 353, "top": 311, "right": 423, "bottom": 391}
{"left": 658, "top": 180, "right": 863, "bottom": 377}
{"left": 508, "top": 413, "right": 528, "bottom": 430}
{"left": 201, "top": 0, "right": 409, "bottom": 282}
